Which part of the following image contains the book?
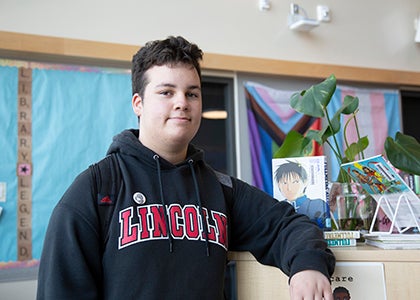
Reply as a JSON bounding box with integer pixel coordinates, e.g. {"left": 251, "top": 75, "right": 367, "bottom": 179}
{"left": 327, "top": 238, "right": 357, "bottom": 247}
{"left": 272, "top": 156, "right": 331, "bottom": 229}
{"left": 364, "top": 233, "right": 420, "bottom": 249}
{"left": 331, "top": 262, "right": 386, "bottom": 300}
{"left": 365, "top": 238, "right": 420, "bottom": 249}
{"left": 341, "top": 155, "right": 420, "bottom": 233}
{"left": 324, "top": 230, "right": 360, "bottom": 240}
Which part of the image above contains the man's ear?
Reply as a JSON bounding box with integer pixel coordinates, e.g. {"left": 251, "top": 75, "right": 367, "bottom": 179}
{"left": 132, "top": 93, "right": 143, "bottom": 117}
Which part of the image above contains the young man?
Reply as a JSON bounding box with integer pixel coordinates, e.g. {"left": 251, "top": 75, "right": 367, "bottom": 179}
{"left": 37, "top": 36, "right": 335, "bottom": 299}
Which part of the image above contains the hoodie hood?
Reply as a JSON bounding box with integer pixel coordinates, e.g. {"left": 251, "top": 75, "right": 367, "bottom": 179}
{"left": 106, "top": 129, "right": 205, "bottom": 169}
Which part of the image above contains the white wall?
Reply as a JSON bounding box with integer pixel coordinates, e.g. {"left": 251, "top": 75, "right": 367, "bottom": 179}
{"left": 0, "top": 0, "right": 419, "bottom": 72}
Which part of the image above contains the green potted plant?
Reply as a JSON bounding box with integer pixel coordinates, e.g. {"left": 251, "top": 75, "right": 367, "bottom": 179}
{"left": 273, "top": 74, "right": 420, "bottom": 230}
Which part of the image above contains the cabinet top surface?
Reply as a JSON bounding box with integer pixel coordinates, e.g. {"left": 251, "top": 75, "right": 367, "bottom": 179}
{"left": 228, "top": 244, "right": 420, "bottom": 262}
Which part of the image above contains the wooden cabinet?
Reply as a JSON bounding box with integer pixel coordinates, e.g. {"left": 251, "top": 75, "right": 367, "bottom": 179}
{"left": 228, "top": 245, "right": 420, "bottom": 299}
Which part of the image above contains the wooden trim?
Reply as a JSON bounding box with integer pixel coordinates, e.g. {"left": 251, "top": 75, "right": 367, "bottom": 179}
{"left": 206, "top": 53, "right": 420, "bottom": 87}
{"left": 0, "top": 31, "right": 137, "bottom": 68}
{"left": 228, "top": 245, "right": 420, "bottom": 263}
{"left": 1, "top": 30, "right": 419, "bottom": 86}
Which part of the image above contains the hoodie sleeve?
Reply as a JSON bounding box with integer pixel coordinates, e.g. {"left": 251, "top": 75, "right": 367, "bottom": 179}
{"left": 37, "top": 170, "right": 103, "bottom": 300}
{"left": 228, "top": 177, "right": 335, "bottom": 280}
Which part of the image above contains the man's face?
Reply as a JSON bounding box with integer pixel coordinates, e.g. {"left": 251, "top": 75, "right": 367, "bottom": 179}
{"left": 277, "top": 173, "right": 306, "bottom": 201}
{"left": 132, "top": 64, "right": 202, "bottom": 156}
{"left": 334, "top": 291, "right": 350, "bottom": 300}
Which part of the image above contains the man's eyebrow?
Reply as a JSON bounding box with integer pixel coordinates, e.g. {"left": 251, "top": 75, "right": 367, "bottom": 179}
{"left": 188, "top": 85, "right": 201, "bottom": 91}
{"left": 154, "top": 83, "right": 201, "bottom": 91}
{"left": 155, "top": 83, "right": 176, "bottom": 88}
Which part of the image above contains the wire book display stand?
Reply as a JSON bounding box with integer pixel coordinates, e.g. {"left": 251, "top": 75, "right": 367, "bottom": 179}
{"left": 369, "top": 193, "right": 420, "bottom": 234}
{"left": 341, "top": 155, "right": 420, "bottom": 236}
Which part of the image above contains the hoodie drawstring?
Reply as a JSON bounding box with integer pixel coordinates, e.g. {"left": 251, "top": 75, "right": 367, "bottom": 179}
{"left": 153, "top": 154, "right": 174, "bottom": 253}
{"left": 188, "top": 159, "right": 210, "bottom": 257}
{"left": 153, "top": 155, "right": 210, "bottom": 256}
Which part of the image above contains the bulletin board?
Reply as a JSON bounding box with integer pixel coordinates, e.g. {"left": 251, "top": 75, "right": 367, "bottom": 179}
{"left": 0, "top": 60, "right": 137, "bottom": 281}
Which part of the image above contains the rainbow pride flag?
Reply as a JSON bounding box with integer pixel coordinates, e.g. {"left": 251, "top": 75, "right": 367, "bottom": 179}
{"left": 245, "top": 82, "right": 321, "bottom": 194}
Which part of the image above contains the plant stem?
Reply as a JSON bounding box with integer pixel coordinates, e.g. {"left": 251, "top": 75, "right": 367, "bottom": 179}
{"left": 352, "top": 110, "right": 365, "bottom": 159}
{"left": 324, "top": 107, "right": 344, "bottom": 163}
{"left": 343, "top": 115, "right": 353, "bottom": 153}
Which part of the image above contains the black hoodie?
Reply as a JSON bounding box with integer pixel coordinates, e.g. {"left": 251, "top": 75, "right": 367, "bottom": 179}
{"left": 37, "top": 129, "right": 335, "bottom": 299}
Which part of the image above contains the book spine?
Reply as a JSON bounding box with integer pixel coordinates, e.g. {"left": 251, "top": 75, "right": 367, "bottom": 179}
{"left": 324, "top": 231, "right": 360, "bottom": 239}
{"left": 415, "top": 175, "right": 420, "bottom": 195}
{"left": 327, "top": 238, "right": 357, "bottom": 247}
{"left": 323, "top": 156, "right": 332, "bottom": 230}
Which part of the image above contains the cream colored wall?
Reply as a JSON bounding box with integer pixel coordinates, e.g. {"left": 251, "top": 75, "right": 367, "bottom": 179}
{"left": 0, "top": 0, "right": 419, "bottom": 72}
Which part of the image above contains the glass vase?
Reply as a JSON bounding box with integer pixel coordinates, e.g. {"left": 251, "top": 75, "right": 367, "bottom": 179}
{"left": 329, "top": 182, "right": 376, "bottom": 231}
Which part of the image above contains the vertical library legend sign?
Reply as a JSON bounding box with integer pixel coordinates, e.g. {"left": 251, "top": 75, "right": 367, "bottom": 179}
{"left": 17, "top": 67, "right": 33, "bottom": 261}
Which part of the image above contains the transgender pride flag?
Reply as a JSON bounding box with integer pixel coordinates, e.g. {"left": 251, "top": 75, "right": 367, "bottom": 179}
{"left": 245, "top": 82, "right": 321, "bottom": 194}
{"left": 328, "top": 86, "right": 401, "bottom": 180}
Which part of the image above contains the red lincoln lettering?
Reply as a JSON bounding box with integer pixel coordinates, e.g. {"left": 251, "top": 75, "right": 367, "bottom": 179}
{"left": 184, "top": 206, "right": 200, "bottom": 239}
{"left": 119, "top": 208, "right": 138, "bottom": 247}
{"left": 150, "top": 205, "right": 167, "bottom": 237}
{"left": 212, "top": 213, "right": 228, "bottom": 247}
{"left": 169, "top": 205, "right": 183, "bottom": 238}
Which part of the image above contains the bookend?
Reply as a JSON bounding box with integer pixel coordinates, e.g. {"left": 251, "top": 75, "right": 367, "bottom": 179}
{"left": 369, "top": 193, "right": 420, "bottom": 234}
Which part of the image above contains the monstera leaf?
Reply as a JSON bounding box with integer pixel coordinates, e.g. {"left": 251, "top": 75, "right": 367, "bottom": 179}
{"left": 273, "top": 131, "right": 313, "bottom": 158}
{"left": 290, "top": 74, "right": 337, "bottom": 118}
{"left": 385, "top": 132, "right": 420, "bottom": 175}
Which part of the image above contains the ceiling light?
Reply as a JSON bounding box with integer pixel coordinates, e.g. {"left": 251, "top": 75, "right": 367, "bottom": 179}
{"left": 202, "top": 109, "right": 228, "bottom": 120}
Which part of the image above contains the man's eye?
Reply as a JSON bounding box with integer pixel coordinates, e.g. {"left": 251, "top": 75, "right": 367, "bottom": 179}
{"left": 160, "top": 90, "right": 173, "bottom": 96}
{"left": 187, "top": 92, "right": 199, "bottom": 98}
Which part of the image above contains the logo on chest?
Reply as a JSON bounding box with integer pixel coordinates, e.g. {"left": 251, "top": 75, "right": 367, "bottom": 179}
{"left": 118, "top": 204, "right": 228, "bottom": 250}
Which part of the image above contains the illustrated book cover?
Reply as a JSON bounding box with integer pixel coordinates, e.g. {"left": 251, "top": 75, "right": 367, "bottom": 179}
{"left": 341, "top": 155, "right": 420, "bottom": 232}
{"left": 272, "top": 156, "right": 331, "bottom": 229}
{"left": 331, "top": 262, "right": 387, "bottom": 299}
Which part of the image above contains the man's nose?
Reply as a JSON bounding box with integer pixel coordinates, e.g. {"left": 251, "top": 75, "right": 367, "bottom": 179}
{"left": 174, "top": 94, "right": 189, "bottom": 110}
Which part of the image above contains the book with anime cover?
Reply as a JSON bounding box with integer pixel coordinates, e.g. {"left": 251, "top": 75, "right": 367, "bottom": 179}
{"left": 272, "top": 156, "right": 331, "bottom": 230}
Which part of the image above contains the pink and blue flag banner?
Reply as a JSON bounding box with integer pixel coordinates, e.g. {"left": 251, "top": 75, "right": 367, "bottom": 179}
{"left": 328, "top": 86, "right": 401, "bottom": 180}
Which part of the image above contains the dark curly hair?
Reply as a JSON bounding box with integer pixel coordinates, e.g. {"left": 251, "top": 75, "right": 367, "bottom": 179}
{"left": 274, "top": 161, "right": 308, "bottom": 183}
{"left": 333, "top": 286, "right": 351, "bottom": 299}
{"left": 131, "top": 36, "right": 203, "bottom": 97}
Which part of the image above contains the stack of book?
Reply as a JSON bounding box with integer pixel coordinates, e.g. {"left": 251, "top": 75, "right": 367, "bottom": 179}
{"left": 324, "top": 230, "right": 360, "bottom": 247}
{"left": 363, "top": 233, "right": 420, "bottom": 249}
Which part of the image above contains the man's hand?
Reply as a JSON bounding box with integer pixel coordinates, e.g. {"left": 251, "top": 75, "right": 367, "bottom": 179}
{"left": 289, "top": 270, "right": 333, "bottom": 300}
